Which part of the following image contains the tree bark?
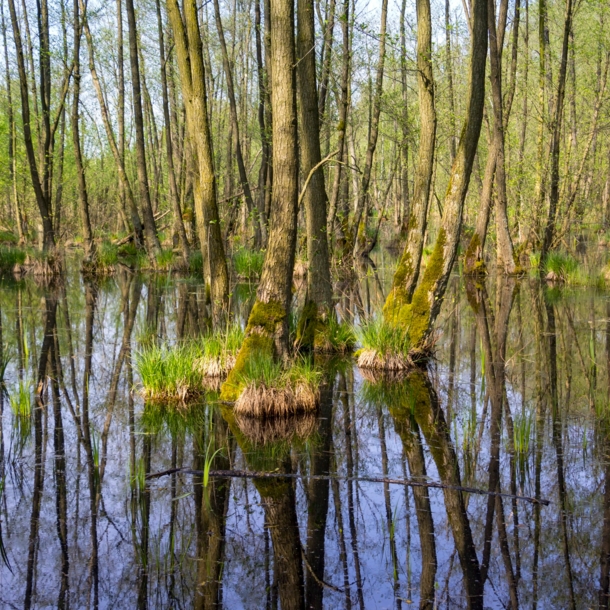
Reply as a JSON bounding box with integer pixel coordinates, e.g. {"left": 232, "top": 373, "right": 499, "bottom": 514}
{"left": 155, "top": 0, "right": 190, "bottom": 264}
{"left": 166, "top": 0, "right": 229, "bottom": 312}
{"left": 384, "top": 0, "right": 488, "bottom": 348}
{"left": 296, "top": 0, "right": 333, "bottom": 346}
{"left": 125, "top": 0, "right": 162, "bottom": 261}
{"left": 72, "top": 0, "right": 95, "bottom": 264}
{"left": 383, "top": 0, "right": 436, "bottom": 312}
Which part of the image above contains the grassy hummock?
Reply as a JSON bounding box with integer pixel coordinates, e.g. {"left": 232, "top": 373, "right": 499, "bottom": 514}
{"left": 233, "top": 353, "right": 321, "bottom": 418}
{"left": 233, "top": 247, "right": 264, "bottom": 279}
{"left": 356, "top": 317, "right": 412, "bottom": 370}
{"left": 0, "top": 246, "right": 26, "bottom": 275}
{"left": 295, "top": 301, "right": 356, "bottom": 353}
{"left": 135, "top": 324, "right": 244, "bottom": 404}
{"left": 356, "top": 316, "right": 432, "bottom": 371}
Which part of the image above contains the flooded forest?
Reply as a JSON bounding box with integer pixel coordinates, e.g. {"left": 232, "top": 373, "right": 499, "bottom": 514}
{"left": 1, "top": 0, "right": 610, "bottom": 605}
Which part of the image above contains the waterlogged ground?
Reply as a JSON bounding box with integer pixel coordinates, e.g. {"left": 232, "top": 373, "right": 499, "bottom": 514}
{"left": 1, "top": 254, "right": 609, "bottom": 608}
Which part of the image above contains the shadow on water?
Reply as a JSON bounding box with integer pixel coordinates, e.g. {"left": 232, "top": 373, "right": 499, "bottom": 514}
{"left": 2, "top": 262, "right": 610, "bottom": 607}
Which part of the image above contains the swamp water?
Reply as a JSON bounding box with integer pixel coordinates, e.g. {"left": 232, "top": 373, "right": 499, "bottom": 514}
{"left": 0, "top": 257, "right": 608, "bottom": 609}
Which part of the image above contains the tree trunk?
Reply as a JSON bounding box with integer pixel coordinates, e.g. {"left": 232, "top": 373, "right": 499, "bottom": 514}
{"left": 166, "top": 0, "right": 230, "bottom": 312}
{"left": 383, "top": 0, "right": 436, "bottom": 312}
{"left": 221, "top": 0, "right": 299, "bottom": 400}
{"left": 384, "top": 0, "right": 488, "bottom": 348}
{"left": 72, "top": 0, "right": 95, "bottom": 264}
{"left": 295, "top": 0, "right": 333, "bottom": 347}
{"left": 125, "top": 0, "right": 162, "bottom": 262}
{"left": 155, "top": 0, "right": 190, "bottom": 264}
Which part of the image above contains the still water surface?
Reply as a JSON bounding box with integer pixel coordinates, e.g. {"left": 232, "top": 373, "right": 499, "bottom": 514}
{"left": 0, "top": 257, "right": 608, "bottom": 608}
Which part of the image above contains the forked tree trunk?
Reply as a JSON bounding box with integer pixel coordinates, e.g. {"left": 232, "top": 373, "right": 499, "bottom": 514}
{"left": 384, "top": 0, "right": 488, "bottom": 348}
{"left": 383, "top": 0, "right": 436, "bottom": 312}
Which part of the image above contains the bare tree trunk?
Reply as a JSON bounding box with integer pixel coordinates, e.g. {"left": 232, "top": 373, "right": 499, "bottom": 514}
{"left": 295, "top": 0, "right": 333, "bottom": 347}
{"left": 212, "top": 0, "right": 261, "bottom": 246}
{"left": 125, "top": 0, "right": 162, "bottom": 261}
{"left": 72, "top": 0, "right": 95, "bottom": 264}
{"left": 166, "top": 0, "right": 229, "bottom": 312}
{"left": 155, "top": 0, "right": 190, "bottom": 264}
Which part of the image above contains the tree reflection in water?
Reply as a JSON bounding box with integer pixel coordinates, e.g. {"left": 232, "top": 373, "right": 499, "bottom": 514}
{"left": 1, "top": 268, "right": 610, "bottom": 607}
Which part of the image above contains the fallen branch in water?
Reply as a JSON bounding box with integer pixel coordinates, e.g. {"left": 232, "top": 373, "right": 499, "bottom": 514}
{"left": 146, "top": 468, "right": 550, "bottom": 506}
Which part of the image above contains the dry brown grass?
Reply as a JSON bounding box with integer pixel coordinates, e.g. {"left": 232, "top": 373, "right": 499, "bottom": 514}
{"left": 194, "top": 354, "right": 236, "bottom": 378}
{"left": 357, "top": 341, "right": 434, "bottom": 372}
{"left": 234, "top": 412, "right": 316, "bottom": 445}
{"left": 234, "top": 382, "right": 319, "bottom": 418}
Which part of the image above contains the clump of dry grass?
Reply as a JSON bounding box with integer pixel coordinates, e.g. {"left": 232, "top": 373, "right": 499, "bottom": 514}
{"left": 233, "top": 354, "right": 321, "bottom": 418}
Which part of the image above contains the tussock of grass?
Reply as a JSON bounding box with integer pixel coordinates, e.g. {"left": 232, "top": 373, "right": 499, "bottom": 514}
{"left": 234, "top": 247, "right": 264, "bottom": 279}
{"left": 233, "top": 354, "right": 321, "bottom": 417}
{"left": 189, "top": 250, "right": 204, "bottom": 274}
{"left": 357, "top": 317, "right": 412, "bottom": 370}
{"left": 356, "top": 316, "right": 432, "bottom": 371}
{"left": 136, "top": 324, "right": 244, "bottom": 404}
{"left": 136, "top": 343, "right": 204, "bottom": 404}
{"left": 193, "top": 324, "right": 244, "bottom": 377}
{"left": 544, "top": 251, "right": 579, "bottom": 282}
{"left": 314, "top": 317, "right": 356, "bottom": 354}
{"left": 0, "top": 246, "right": 26, "bottom": 273}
